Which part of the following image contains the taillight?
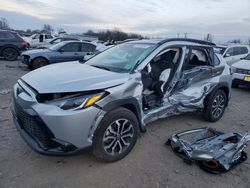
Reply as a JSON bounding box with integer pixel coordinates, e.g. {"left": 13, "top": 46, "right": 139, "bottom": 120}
{"left": 20, "top": 41, "right": 30, "bottom": 47}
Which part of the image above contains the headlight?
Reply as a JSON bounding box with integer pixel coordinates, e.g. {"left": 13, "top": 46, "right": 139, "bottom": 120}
{"left": 50, "top": 92, "right": 105, "bottom": 110}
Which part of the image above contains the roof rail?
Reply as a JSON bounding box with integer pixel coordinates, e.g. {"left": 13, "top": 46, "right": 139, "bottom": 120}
{"left": 158, "top": 38, "right": 216, "bottom": 46}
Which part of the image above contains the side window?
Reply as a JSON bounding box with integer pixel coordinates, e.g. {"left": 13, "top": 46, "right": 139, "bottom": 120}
{"left": 45, "top": 35, "right": 53, "bottom": 39}
{"left": 184, "top": 48, "right": 209, "bottom": 70}
{"left": 81, "top": 43, "right": 96, "bottom": 52}
{"left": 61, "top": 43, "right": 80, "bottom": 52}
{"left": 0, "top": 32, "right": 5, "bottom": 38}
{"left": 234, "top": 47, "right": 248, "bottom": 55}
{"left": 214, "top": 54, "right": 220, "bottom": 66}
{"left": 0, "top": 32, "right": 14, "bottom": 39}
{"left": 33, "top": 34, "right": 39, "bottom": 39}
{"left": 51, "top": 38, "right": 62, "bottom": 44}
{"left": 226, "top": 48, "right": 234, "bottom": 56}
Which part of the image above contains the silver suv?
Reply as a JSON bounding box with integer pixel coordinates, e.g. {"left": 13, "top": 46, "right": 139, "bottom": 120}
{"left": 12, "top": 38, "right": 231, "bottom": 161}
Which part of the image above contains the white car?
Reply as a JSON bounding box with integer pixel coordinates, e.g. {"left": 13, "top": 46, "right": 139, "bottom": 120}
{"left": 26, "top": 33, "right": 54, "bottom": 47}
{"left": 217, "top": 44, "right": 250, "bottom": 66}
{"left": 231, "top": 53, "right": 250, "bottom": 88}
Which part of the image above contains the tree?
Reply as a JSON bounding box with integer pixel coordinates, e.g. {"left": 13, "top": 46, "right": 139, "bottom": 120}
{"left": 57, "top": 28, "right": 66, "bottom": 33}
{"left": 42, "top": 24, "right": 53, "bottom": 33}
{"left": 229, "top": 39, "right": 241, "bottom": 44}
{"left": 204, "top": 33, "right": 214, "bottom": 42}
{"left": 0, "top": 17, "right": 10, "bottom": 30}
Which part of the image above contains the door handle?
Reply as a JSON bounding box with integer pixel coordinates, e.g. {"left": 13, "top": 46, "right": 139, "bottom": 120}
{"left": 74, "top": 53, "right": 79, "bottom": 55}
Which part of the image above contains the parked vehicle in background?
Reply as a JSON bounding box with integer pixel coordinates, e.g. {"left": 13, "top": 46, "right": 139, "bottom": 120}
{"left": 13, "top": 38, "right": 231, "bottom": 161}
{"left": 231, "top": 53, "right": 250, "bottom": 88}
{"left": 21, "top": 41, "right": 97, "bottom": 69}
{"left": 33, "top": 37, "right": 80, "bottom": 49}
{"left": 0, "top": 29, "right": 29, "bottom": 61}
{"left": 217, "top": 44, "right": 250, "bottom": 66}
{"left": 26, "top": 33, "right": 54, "bottom": 47}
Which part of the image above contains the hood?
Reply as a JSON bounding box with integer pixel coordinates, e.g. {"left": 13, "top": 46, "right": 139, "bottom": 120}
{"left": 21, "top": 62, "right": 129, "bottom": 93}
{"left": 232, "top": 60, "right": 250, "bottom": 70}
{"left": 22, "top": 48, "right": 51, "bottom": 56}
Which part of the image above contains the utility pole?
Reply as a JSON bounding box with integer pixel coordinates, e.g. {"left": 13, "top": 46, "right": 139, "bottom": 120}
{"left": 177, "top": 33, "right": 179, "bottom": 38}
{"left": 184, "top": 33, "right": 188, "bottom": 38}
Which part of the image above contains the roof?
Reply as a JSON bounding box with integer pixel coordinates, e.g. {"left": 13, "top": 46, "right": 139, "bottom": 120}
{"left": 128, "top": 38, "right": 216, "bottom": 46}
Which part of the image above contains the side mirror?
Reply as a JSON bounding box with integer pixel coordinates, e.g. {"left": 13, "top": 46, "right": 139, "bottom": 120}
{"left": 58, "top": 49, "right": 64, "bottom": 53}
{"left": 224, "top": 53, "right": 230, "bottom": 57}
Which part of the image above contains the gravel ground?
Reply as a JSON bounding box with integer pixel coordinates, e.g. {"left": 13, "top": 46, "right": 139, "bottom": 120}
{"left": 0, "top": 60, "right": 250, "bottom": 188}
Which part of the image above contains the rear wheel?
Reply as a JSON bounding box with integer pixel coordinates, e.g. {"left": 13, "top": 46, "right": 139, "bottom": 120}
{"left": 203, "top": 89, "right": 227, "bottom": 122}
{"left": 2, "top": 47, "right": 18, "bottom": 61}
{"left": 32, "top": 57, "right": 48, "bottom": 69}
{"left": 93, "top": 107, "right": 139, "bottom": 162}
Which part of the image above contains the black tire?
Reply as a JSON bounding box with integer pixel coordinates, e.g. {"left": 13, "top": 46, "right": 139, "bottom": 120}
{"left": 203, "top": 89, "right": 227, "bottom": 122}
{"left": 2, "top": 47, "right": 19, "bottom": 61}
{"left": 93, "top": 107, "right": 139, "bottom": 162}
{"left": 232, "top": 83, "right": 239, "bottom": 88}
{"left": 32, "top": 57, "right": 48, "bottom": 69}
{"left": 27, "top": 64, "right": 33, "bottom": 69}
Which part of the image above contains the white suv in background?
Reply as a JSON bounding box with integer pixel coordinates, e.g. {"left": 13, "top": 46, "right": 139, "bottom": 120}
{"left": 231, "top": 53, "right": 250, "bottom": 88}
{"left": 217, "top": 44, "right": 250, "bottom": 66}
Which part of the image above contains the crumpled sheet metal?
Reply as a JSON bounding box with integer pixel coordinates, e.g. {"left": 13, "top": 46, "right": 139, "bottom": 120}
{"left": 167, "top": 127, "right": 250, "bottom": 173}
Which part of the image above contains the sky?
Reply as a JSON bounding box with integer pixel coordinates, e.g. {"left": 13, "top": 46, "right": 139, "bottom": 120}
{"left": 0, "top": 0, "right": 249, "bottom": 43}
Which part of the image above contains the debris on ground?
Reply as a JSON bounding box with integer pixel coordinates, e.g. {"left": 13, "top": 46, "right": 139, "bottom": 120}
{"left": 0, "top": 89, "right": 11, "bottom": 95}
{"left": 166, "top": 127, "right": 250, "bottom": 174}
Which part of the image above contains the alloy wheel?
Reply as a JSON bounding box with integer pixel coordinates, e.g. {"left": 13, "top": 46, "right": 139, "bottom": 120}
{"left": 103, "top": 119, "right": 134, "bottom": 155}
{"left": 212, "top": 95, "right": 225, "bottom": 118}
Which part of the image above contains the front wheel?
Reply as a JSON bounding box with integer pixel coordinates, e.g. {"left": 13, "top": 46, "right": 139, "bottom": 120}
{"left": 93, "top": 107, "right": 139, "bottom": 162}
{"left": 203, "top": 89, "right": 227, "bottom": 122}
{"left": 32, "top": 57, "right": 48, "bottom": 69}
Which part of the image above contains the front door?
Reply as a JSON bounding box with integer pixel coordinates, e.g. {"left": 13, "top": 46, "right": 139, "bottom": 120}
{"left": 56, "top": 42, "right": 81, "bottom": 62}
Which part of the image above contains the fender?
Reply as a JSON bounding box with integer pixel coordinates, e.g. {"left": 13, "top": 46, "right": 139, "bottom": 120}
{"left": 101, "top": 97, "right": 146, "bottom": 132}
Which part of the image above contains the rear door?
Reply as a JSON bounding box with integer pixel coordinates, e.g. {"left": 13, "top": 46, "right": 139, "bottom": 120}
{"left": 169, "top": 46, "right": 224, "bottom": 108}
{"left": 56, "top": 42, "right": 81, "bottom": 62}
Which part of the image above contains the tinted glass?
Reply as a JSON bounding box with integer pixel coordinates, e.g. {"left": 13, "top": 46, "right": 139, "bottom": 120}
{"left": 81, "top": 43, "right": 96, "bottom": 52}
{"left": 226, "top": 48, "right": 234, "bottom": 56}
{"left": 45, "top": 35, "right": 53, "bottom": 39}
{"left": 51, "top": 38, "right": 62, "bottom": 44}
{"left": 60, "top": 43, "right": 79, "bottom": 52}
{"left": 244, "top": 54, "right": 250, "bottom": 60}
{"left": 0, "top": 31, "right": 14, "bottom": 39}
{"left": 0, "top": 31, "right": 5, "bottom": 38}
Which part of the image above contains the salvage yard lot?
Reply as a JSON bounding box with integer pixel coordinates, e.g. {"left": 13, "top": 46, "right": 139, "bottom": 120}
{"left": 1, "top": 60, "right": 250, "bottom": 188}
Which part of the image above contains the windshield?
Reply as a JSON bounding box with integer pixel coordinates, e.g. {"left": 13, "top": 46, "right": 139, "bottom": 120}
{"left": 244, "top": 54, "right": 250, "bottom": 60}
{"left": 85, "top": 43, "right": 157, "bottom": 73}
{"left": 49, "top": 42, "right": 66, "bottom": 51}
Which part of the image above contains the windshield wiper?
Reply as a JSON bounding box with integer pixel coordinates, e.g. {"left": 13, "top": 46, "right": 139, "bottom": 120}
{"left": 91, "top": 65, "right": 111, "bottom": 71}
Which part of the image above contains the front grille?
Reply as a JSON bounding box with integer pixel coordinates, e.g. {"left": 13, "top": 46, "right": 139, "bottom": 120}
{"left": 236, "top": 68, "right": 250, "bottom": 75}
{"left": 14, "top": 101, "right": 55, "bottom": 149}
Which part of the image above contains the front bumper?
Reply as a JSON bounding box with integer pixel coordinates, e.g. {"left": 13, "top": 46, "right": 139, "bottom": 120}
{"left": 232, "top": 72, "right": 250, "bottom": 87}
{"left": 20, "top": 55, "right": 31, "bottom": 65}
{"left": 12, "top": 81, "right": 103, "bottom": 155}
